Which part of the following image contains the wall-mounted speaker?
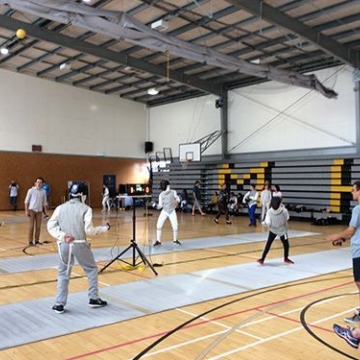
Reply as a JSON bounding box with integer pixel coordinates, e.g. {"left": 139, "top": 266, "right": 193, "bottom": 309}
{"left": 215, "top": 98, "right": 224, "bottom": 108}
{"left": 32, "top": 145, "right": 42, "bottom": 152}
{"left": 145, "top": 141, "right": 154, "bottom": 153}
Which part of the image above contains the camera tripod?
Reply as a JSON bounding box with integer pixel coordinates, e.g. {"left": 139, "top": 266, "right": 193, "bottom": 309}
{"left": 99, "top": 195, "right": 158, "bottom": 276}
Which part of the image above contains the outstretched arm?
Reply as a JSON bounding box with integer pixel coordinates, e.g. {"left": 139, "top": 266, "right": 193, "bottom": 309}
{"left": 326, "top": 226, "right": 355, "bottom": 246}
{"left": 84, "top": 208, "right": 110, "bottom": 235}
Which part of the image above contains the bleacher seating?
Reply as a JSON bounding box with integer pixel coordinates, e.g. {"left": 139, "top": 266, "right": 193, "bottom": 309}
{"left": 151, "top": 157, "right": 357, "bottom": 223}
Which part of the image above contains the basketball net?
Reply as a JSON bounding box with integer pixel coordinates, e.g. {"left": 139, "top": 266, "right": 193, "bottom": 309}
{"left": 181, "top": 159, "right": 192, "bottom": 169}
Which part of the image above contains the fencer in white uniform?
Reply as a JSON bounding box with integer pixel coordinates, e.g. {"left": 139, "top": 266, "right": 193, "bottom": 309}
{"left": 153, "top": 180, "right": 181, "bottom": 246}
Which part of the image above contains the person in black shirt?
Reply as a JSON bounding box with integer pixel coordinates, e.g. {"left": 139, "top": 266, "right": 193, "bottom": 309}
{"left": 214, "top": 183, "right": 231, "bottom": 225}
{"left": 191, "top": 180, "right": 205, "bottom": 216}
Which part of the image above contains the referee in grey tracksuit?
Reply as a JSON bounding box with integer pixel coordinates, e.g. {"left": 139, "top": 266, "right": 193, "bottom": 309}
{"left": 47, "top": 182, "right": 110, "bottom": 314}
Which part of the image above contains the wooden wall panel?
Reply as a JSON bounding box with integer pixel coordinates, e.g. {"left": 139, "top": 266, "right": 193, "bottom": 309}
{"left": 0, "top": 152, "right": 146, "bottom": 210}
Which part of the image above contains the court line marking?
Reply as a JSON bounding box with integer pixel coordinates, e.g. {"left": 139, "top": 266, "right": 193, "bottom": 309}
{"left": 67, "top": 280, "right": 355, "bottom": 359}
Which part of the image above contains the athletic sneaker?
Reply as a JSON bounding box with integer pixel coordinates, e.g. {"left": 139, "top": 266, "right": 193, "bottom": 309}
{"left": 214, "top": 218, "right": 219, "bottom": 224}
{"left": 89, "top": 298, "right": 107, "bottom": 307}
{"left": 333, "top": 324, "right": 360, "bottom": 349}
{"left": 52, "top": 304, "right": 64, "bottom": 314}
{"left": 256, "top": 259, "right": 264, "bottom": 265}
{"left": 226, "top": 220, "right": 232, "bottom": 225}
{"left": 153, "top": 241, "right": 162, "bottom": 247}
{"left": 173, "top": 240, "right": 181, "bottom": 245}
{"left": 284, "top": 258, "right": 294, "bottom": 264}
{"left": 344, "top": 313, "right": 360, "bottom": 324}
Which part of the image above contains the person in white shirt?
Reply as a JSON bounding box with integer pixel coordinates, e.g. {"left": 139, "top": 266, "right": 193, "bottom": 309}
{"left": 272, "top": 184, "right": 283, "bottom": 199}
{"left": 228, "top": 192, "right": 238, "bottom": 214}
{"left": 260, "top": 183, "right": 272, "bottom": 223}
{"left": 243, "top": 184, "right": 259, "bottom": 227}
{"left": 24, "top": 177, "right": 48, "bottom": 246}
{"left": 102, "top": 184, "right": 110, "bottom": 212}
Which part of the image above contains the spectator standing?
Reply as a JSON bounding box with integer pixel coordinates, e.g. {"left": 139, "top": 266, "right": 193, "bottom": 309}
{"left": 260, "top": 183, "right": 272, "bottom": 223}
{"left": 179, "top": 189, "right": 189, "bottom": 213}
{"left": 24, "top": 177, "right": 48, "bottom": 245}
{"left": 192, "top": 180, "right": 205, "bottom": 216}
{"left": 9, "top": 180, "right": 19, "bottom": 211}
{"left": 243, "top": 184, "right": 259, "bottom": 227}
{"left": 42, "top": 180, "right": 51, "bottom": 218}
{"left": 272, "top": 184, "right": 283, "bottom": 199}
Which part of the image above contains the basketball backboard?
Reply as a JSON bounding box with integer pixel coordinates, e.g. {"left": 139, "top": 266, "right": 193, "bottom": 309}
{"left": 179, "top": 143, "right": 201, "bottom": 162}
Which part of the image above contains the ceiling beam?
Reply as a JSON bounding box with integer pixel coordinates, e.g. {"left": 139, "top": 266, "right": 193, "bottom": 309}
{"left": 0, "top": 1, "right": 338, "bottom": 98}
{"left": 0, "top": 15, "right": 221, "bottom": 96}
{"left": 227, "top": 0, "right": 359, "bottom": 68}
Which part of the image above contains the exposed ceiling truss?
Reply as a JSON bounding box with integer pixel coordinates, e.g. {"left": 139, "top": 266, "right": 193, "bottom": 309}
{"left": 0, "top": 0, "right": 359, "bottom": 106}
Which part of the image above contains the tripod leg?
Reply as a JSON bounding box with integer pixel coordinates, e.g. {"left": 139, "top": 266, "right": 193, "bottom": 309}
{"left": 99, "top": 243, "right": 133, "bottom": 273}
{"left": 133, "top": 242, "right": 158, "bottom": 276}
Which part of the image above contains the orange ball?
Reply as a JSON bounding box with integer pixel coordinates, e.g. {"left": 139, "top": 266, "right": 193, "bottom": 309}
{"left": 16, "top": 29, "right": 26, "bottom": 39}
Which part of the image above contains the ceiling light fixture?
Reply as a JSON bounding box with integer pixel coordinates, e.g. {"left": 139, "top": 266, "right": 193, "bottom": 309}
{"left": 150, "top": 19, "right": 168, "bottom": 32}
{"left": 59, "top": 62, "right": 71, "bottom": 70}
{"left": 147, "top": 88, "right": 159, "bottom": 95}
{"left": 0, "top": 47, "right": 9, "bottom": 55}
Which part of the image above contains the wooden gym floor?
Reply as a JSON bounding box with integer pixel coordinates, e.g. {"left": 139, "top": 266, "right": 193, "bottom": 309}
{"left": 0, "top": 208, "right": 357, "bottom": 360}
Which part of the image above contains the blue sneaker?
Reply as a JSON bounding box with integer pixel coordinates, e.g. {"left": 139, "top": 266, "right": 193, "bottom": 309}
{"left": 333, "top": 324, "right": 359, "bottom": 349}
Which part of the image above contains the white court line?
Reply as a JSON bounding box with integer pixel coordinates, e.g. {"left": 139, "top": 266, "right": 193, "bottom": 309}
{"left": 207, "top": 308, "right": 354, "bottom": 360}
{"left": 98, "top": 279, "right": 111, "bottom": 287}
{"left": 135, "top": 330, "right": 228, "bottom": 359}
{"left": 208, "top": 302, "right": 357, "bottom": 359}
{"left": 139, "top": 292, "right": 357, "bottom": 359}
{"left": 208, "top": 325, "right": 305, "bottom": 359}
{"left": 177, "top": 308, "right": 264, "bottom": 341}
